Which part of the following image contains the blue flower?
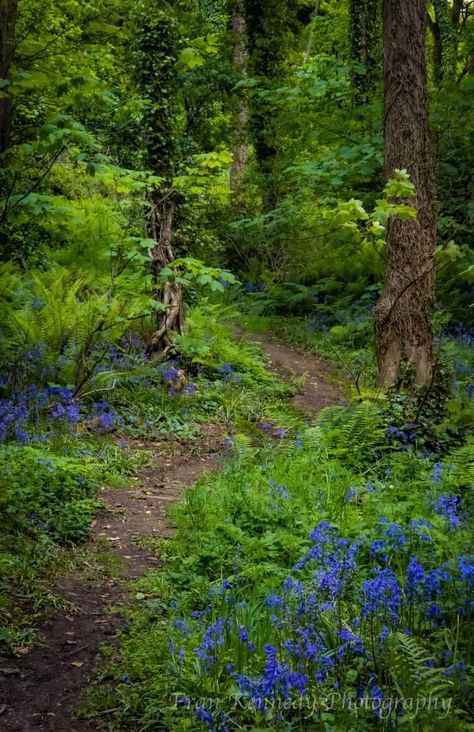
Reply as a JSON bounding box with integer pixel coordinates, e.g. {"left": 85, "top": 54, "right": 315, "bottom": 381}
{"left": 265, "top": 594, "right": 285, "bottom": 609}
{"left": 406, "top": 555, "right": 425, "bottom": 599}
{"left": 195, "top": 707, "right": 213, "bottom": 724}
{"left": 269, "top": 479, "right": 289, "bottom": 500}
{"left": 361, "top": 568, "right": 402, "bottom": 623}
{"left": 344, "top": 486, "right": 357, "bottom": 503}
{"left": 173, "top": 619, "right": 191, "bottom": 635}
{"left": 385, "top": 521, "right": 407, "bottom": 547}
{"left": 410, "top": 519, "right": 432, "bottom": 542}
{"left": 238, "top": 626, "right": 248, "bottom": 643}
{"left": 433, "top": 494, "right": 461, "bottom": 530}
{"left": 424, "top": 568, "right": 450, "bottom": 598}
{"left": 163, "top": 366, "right": 180, "bottom": 382}
{"left": 459, "top": 557, "right": 474, "bottom": 587}
{"left": 370, "top": 540, "right": 385, "bottom": 556}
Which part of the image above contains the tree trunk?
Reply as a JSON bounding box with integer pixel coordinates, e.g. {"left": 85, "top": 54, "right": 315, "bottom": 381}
{"left": 303, "top": 0, "right": 321, "bottom": 64}
{"left": 349, "top": 0, "right": 381, "bottom": 103}
{"left": 243, "top": 0, "right": 287, "bottom": 209}
{"left": 0, "top": 0, "right": 18, "bottom": 154}
{"left": 146, "top": 197, "right": 185, "bottom": 361}
{"left": 431, "top": 0, "right": 457, "bottom": 83}
{"left": 230, "top": 0, "right": 248, "bottom": 189}
{"left": 374, "top": 0, "right": 436, "bottom": 388}
{"left": 135, "top": 10, "right": 185, "bottom": 361}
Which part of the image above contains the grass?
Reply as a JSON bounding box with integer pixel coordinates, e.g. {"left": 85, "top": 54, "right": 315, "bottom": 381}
{"left": 84, "top": 398, "right": 473, "bottom": 731}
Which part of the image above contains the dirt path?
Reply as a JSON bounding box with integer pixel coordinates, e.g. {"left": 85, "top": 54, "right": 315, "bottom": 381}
{"left": 0, "top": 338, "right": 342, "bottom": 731}
{"left": 0, "top": 429, "right": 223, "bottom": 732}
{"left": 252, "top": 336, "right": 346, "bottom": 416}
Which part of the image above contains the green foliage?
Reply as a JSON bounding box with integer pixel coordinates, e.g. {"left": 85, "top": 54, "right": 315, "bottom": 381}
{"left": 90, "top": 404, "right": 474, "bottom": 730}
{"left": 0, "top": 445, "right": 99, "bottom": 543}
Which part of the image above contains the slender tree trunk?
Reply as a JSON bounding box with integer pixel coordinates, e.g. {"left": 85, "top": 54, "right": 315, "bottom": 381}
{"left": 350, "top": 0, "right": 381, "bottom": 103}
{"left": 135, "top": 10, "right": 185, "bottom": 361}
{"left": 146, "top": 197, "right": 184, "bottom": 360}
{"left": 374, "top": 0, "right": 436, "bottom": 388}
{"left": 0, "top": 0, "right": 18, "bottom": 154}
{"left": 431, "top": 0, "right": 457, "bottom": 83}
{"left": 230, "top": 0, "right": 248, "bottom": 189}
{"left": 243, "top": 0, "right": 287, "bottom": 210}
{"left": 303, "top": 0, "right": 321, "bottom": 64}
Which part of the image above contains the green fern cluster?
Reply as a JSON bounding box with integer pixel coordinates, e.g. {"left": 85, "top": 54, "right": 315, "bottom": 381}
{"left": 386, "top": 633, "right": 455, "bottom": 730}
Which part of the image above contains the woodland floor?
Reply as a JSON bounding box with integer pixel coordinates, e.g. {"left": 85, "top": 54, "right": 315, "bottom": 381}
{"left": 0, "top": 337, "right": 343, "bottom": 732}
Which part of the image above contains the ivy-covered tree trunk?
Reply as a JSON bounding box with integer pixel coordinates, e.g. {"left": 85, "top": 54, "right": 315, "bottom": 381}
{"left": 303, "top": 0, "right": 321, "bottom": 64}
{"left": 243, "top": 0, "right": 288, "bottom": 209}
{"left": 349, "top": 0, "right": 381, "bottom": 103}
{"left": 230, "top": 0, "right": 248, "bottom": 189}
{"left": 374, "top": 0, "right": 436, "bottom": 388}
{"left": 0, "top": 0, "right": 18, "bottom": 153}
{"left": 429, "top": 0, "right": 457, "bottom": 84}
{"left": 136, "top": 10, "right": 185, "bottom": 361}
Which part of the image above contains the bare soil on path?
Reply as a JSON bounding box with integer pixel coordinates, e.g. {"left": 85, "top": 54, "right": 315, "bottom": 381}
{"left": 0, "top": 430, "right": 222, "bottom": 732}
{"left": 251, "top": 335, "right": 346, "bottom": 416}
{"left": 0, "top": 337, "right": 342, "bottom": 731}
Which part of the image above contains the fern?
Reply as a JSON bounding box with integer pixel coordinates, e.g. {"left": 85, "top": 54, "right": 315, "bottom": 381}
{"left": 318, "top": 400, "right": 385, "bottom": 467}
{"left": 445, "top": 444, "right": 474, "bottom": 484}
{"left": 386, "top": 632, "right": 453, "bottom": 728}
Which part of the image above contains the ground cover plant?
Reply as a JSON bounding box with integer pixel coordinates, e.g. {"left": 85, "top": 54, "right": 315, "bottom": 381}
{"left": 88, "top": 401, "right": 473, "bottom": 730}
{"left": 0, "top": 0, "right": 473, "bottom": 729}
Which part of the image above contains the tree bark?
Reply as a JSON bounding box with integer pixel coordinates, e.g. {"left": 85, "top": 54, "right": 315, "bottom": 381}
{"left": 303, "top": 0, "right": 321, "bottom": 64}
{"left": 349, "top": 0, "right": 381, "bottom": 103}
{"left": 243, "top": 0, "right": 287, "bottom": 209}
{"left": 0, "top": 0, "right": 18, "bottom": 154}
{"left": 374, "top": 0, "right": 437, "bottom": 388}
{"left": 431, "top": 0, "right": 457, "bottom": 83}
{"left": 230, "top": 0, "right": 248, "bottom": 189}
{"left": 146, "top": 197, "right": 185, "bottom": 361}
{"left": 136, "top": 10, "right": 185, "bottom": 361}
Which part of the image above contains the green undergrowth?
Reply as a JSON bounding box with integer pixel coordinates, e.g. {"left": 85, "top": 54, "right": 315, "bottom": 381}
{"left": 0, "top": 307, "right": 297, "bottom": 655}
{"left": 85, "top": 400, "right": 474, "bottom": 731}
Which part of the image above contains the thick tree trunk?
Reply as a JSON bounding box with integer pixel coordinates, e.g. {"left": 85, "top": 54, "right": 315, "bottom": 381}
{"left": 374, "top": 0, "right": 436, "bottom": 388}
{"left": 230, "top": 0, "right": 248, "bottom": 189}
{"left": 0, "top": 0, "right": 18, "bottom": 153}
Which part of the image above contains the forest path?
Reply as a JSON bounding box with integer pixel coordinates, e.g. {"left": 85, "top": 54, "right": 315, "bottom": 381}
{"left": 0, "top": 429, "right": 223, "bottom": 732}
{"left": 0, "top": 337, "right": 341, "bottom": 732}
{"left": 251, "top": 335, "right": 346, "bottom": 416}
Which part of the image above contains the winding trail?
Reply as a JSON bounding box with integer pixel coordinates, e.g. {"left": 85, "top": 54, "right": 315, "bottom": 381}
{"left": 0, "top": 338, "right": 341, "bottom": 731}
{"left": 252, "top": 336, "right": 346, "bottom": 416}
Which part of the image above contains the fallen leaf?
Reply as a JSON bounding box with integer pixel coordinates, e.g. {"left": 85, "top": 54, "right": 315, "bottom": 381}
{"left": 71, "top": 661, "right": 84, "bottom": 668}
